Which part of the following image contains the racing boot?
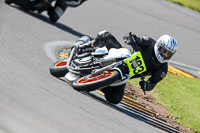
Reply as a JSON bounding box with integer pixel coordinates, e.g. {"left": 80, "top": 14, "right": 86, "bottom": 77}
{"left": 47, "top": 6, "right": 59, "bottom": 22}
{"left": 93, "top": 30, "right": 122, "bottom": 50}
{"left": 48, "top": 0, "right": 67, "bottom": 22}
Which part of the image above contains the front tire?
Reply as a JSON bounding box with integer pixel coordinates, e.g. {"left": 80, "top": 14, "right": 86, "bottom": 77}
{"left": 49, "top": 59, "right": 68, "bottom": 77}
{"left": 73, "top": 70, "right": 120, "bottom": 92}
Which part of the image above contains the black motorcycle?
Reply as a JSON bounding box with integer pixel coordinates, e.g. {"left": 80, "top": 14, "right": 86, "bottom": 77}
{"left": 5, "top": 0, "right": 88, "bottom": 22}
{"left": 5, "top": 0, "right": 51, "bottom": 14}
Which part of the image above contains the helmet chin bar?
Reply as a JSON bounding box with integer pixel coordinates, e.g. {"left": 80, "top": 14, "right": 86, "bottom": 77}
{"left": 154, "top": 43, "right": 166, "bottom": 63}
{"left": 157, "top": 52, "right": 166, "bottom": 63}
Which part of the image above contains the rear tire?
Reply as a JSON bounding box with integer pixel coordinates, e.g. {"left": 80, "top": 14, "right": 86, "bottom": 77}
{"left": 73, "top": 70, "right": 120, "bottom": 92}
{"left": 49, "top": 59, "right": 68, "bottom": 77}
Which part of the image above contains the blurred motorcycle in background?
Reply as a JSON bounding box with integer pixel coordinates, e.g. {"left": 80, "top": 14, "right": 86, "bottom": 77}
{"left": 5, "top": 0, "right": 87, "bottom": 22}
{"left": 5, "top": 0, "right": 51, "bottom": 14}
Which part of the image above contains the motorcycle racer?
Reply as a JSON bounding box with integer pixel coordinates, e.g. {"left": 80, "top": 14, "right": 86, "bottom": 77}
{"left": 78, "top": 30, "right": 178, "bottom": 104}
{"left": 48, "top": 0, "right": 87, "bottom": 22}
{"left": 4, "top": 0, "right": 86, "bottom": 22}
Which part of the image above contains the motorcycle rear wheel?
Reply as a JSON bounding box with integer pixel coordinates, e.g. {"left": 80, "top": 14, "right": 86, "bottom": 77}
{"left": 49, "top": 59, "right": 68, "bottom": 77}
{"left": 72, "top": 70, "right": 120, "bottom": 92}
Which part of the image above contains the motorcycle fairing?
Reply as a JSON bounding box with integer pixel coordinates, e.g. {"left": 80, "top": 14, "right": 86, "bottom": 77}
{"left": 103, "top": 48, "right": 132, "bottom": 60}
{"left": 91, "top": 46, "right": 108, "bottom": 56}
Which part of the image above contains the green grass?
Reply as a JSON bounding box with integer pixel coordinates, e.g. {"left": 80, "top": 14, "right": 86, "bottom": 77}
{"left": 128, "top": 73, "right": 200, "bottom": 132}
{"left": 168, "top": 0, "right": 200, "bottom": 12}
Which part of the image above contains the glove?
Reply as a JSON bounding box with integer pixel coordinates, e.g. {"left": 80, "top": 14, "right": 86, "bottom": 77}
{"left": 72, "top": 39, "right": 92, "bottom": 50}
{"left": 123, "top": 32, "right": 137, "bottom": 45}
{"left": 139, "top": 81, "right": 155, "bottom": 91}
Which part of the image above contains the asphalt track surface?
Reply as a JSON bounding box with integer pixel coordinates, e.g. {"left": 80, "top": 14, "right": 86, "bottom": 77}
{"left": 0, "top": 0, "right": 199, "bottom": 133}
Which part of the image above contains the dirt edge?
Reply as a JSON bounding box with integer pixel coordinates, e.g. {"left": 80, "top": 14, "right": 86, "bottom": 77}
{"left": 125, "top": 83, "right": 194, "bottom": 133}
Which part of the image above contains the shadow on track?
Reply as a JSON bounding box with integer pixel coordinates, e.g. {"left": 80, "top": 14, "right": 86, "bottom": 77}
{"left": 28, "top": 12, "right": 93, "bottom": 39}
{"left": 81, "top": 91, "right": 152, "bottom": 120}
{"left": 10, "top": 5, "right": 93, "bottom": 39}
{"left": 79, "top": 91, "right": 180, "bottom": 133}
{"left": 51, "top": 77, "right": 180, "bottom": 132}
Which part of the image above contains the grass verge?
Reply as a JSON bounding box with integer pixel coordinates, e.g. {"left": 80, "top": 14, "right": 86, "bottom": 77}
{"left": 168, "top": 0, "right": 200, "bottom": 12}
{"left": 128, "top": 73, "right": 200, "bottom": 132}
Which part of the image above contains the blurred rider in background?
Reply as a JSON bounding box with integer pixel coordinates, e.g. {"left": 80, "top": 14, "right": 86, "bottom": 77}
{"left": 48, "top": 0, "right": 87, "bottom": 22}
{"left": 79, "top": 30, "right": 178, "bottom": 104}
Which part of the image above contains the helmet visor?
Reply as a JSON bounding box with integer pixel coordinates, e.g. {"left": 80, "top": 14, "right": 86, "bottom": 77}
{"left": 159, "top": 47, "right": 174, "bottom": 60}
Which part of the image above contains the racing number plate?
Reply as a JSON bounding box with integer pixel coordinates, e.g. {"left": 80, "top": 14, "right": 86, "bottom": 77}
{"left": 124, "top": 52, "right": 146, "bottom": 77}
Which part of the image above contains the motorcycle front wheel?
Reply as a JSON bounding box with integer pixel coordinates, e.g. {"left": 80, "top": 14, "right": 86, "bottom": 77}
{"left": 49, "top": 59, "right": 68, "bottom": 77}
{"left": 72, "top": 70, "right": 120, "bottom": 92}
